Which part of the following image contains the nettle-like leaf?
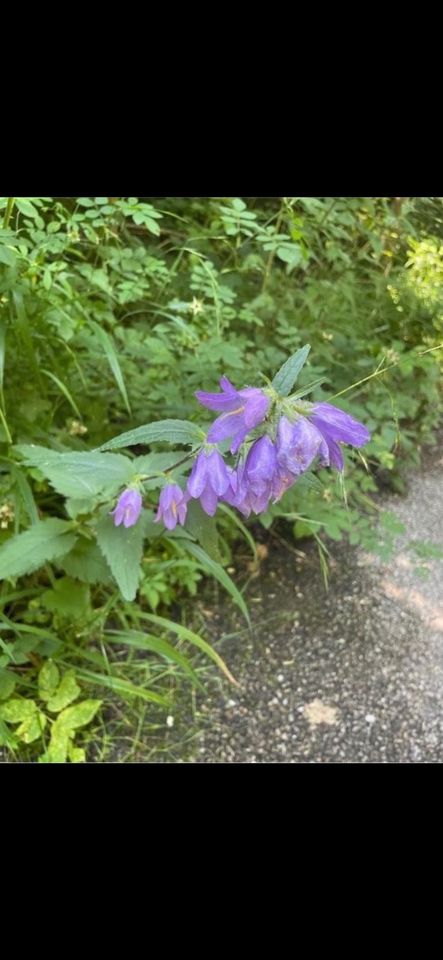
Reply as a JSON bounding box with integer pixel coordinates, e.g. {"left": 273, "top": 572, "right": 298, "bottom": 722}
{"left": 41, "top": 577, "right": 91, "bottom": 620}
{"left": 272, "top": 344, "right": 311, "bottom": 396}
{"left": 64, "top": 498, "right": 96, "bottom": 518}
{"left": 14, "top": 446, "right": 134, "bottom": 498}
{"left": 0, "top": 519, "right": 76, "bottom": 581}
{"left": 59, "top": 537, "right": 113, "bottom": 585}
{"left": 97, "top": 419, "right": 204, "bottom": 452}
{"left": 96, "top": 510, "right": 151, "bottom": 601}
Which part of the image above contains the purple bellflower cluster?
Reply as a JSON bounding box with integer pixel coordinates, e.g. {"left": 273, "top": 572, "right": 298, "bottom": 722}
{"left": 112, "top": 370, "right": 371, "bottom": 531}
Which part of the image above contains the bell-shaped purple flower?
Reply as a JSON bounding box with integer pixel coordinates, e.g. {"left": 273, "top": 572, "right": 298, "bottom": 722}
{"left": 309, "top": 402, "right": 371, "bottom": 472}
{"left": 195, "top": 376, "right": 242, "bottom": 413}
{"left": 155, "top": 484, "right": 189, "bottom": 531}
{"left": 195, "top": 376, "right": 270, "bottom": 454}
{"left": 222, "top": 446, "right": 297, "bottom": 517}
{"left": 276, "top": 416, "right": 326, "bottom": 476}
{"left": 222, "top": 462, "right": 253, "bottom": 518}
{"left": 271, "top": 465, "right": 297, "bottom": 503}
{"left": 310, "top": 402, "right": 371, "bottom": 445}
{"left": 187, "top": 449, "right": 231, "bottom": 517}
{"left": 112, "top": 488, "right": 143, "bottom": 528}
{"left": 245, "top": 436, "right": 295, "bottom": 514}
{"left": 245, "top": 435, "right": 277, "bottom": 494}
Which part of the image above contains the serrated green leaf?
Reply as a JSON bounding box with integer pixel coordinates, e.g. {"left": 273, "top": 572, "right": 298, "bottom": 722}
{"left": 13, "top": 444, "right": 61, "bottom": 465}
{"left": 96, "top": 511, "right": 147, "bottom": 601}
{"left": 41, "top": 577, "right": 91, "bottom": 619}
{"left": 272, "top": 344, "right": 311, "bottom": 396}
{"left": 60, "top": 538, "right": 113, "bottom": 585}
{"left": 14, "top": 446, "right": 134, "bottom": 498}
{"left": 98, "top": 419, "right": 204, "bottom": 452}
{"left": 0, "top": 519, "right": 76, "bottom": 581}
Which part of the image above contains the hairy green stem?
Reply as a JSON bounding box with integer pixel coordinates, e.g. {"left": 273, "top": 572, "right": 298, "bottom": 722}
{"left": 2, "top": 197, "right": 15, "bottom": 230}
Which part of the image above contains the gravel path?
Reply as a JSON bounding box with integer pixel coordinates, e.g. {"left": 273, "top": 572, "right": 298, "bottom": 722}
{"left": 186, "top": 442, "right": 443, "bottom": 763}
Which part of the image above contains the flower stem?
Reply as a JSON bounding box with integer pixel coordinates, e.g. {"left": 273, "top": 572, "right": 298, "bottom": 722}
{"left": 329, "top": 342, "right": 443, "bottom": 401}
{"left": 2, "top": 198, "right": 15, "bottom": 230}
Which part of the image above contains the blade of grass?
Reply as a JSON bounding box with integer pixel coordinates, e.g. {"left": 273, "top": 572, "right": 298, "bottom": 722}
{"left": 105, "top": 629, "right": 204, "bottom": 690}
{"left": 137, "top": 612, "right": 240, "bottom": 687}
{"left": 177, "top": 540, "right": 250, "bottom": 625}
{"left": 87, "top": 319, "right": 132, "bottom": 415}
{"left": 41, "top": 369, "right": 82, "bottom": 419}
{"left": 218, "top": 503, "right": 257, "bottom": 561}
{"left": 76, "top": 668, "right": 170, "bottom": 706}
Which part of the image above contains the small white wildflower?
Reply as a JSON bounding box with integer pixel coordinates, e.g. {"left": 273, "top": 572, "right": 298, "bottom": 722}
{"left": 68, "top": 419, "right": 88, "bottom": 436}
{"left": 189, "top": 297, "right": 204, "bottom": 316}
{"left": 0, "top": 501, "right": 15, "bottom": 528}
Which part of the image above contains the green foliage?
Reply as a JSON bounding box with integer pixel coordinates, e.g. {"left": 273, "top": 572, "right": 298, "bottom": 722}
{"left": 0, "top": 195, "right": 442, "bottom": 762}
{"left": 272, "top": 344, "right": 311, "bottom": 396}
{"left": 96, "top": 509, "right": 149, "bottom": 601}
{"left": 39, "top": 699, "right": 102, "bottom": 763}
{"left": 0, "top": 519, "right": 75, "bottom": 579}
{"left": 98, "top": 420, "right": 204, "bottom": 452}
{"left": 15, "top": 446, "right": 135, "bottom": 498}
{"left": 0, "top": 659, "right": 100, "bottom": 760}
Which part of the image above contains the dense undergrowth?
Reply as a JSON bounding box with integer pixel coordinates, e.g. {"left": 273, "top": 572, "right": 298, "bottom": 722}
{"left": 0, "top": 196, "right": 442, "bottom": 762}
